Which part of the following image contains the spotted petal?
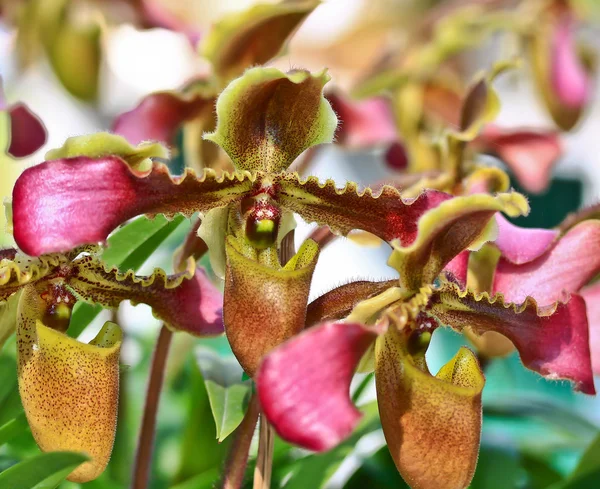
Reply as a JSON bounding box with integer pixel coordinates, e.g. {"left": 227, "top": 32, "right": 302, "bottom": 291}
{"left": 200, "top": 1, "right": 319, "bottom": 80}
{"left": 427, "top": 282, "right": 595, "bottom": 394}
{"left": 13, "top": 158, "right": 254, "bottom": 255}
{"left": 66, "top": 254, "right": 223, "bottom": 336}
{"left": 224, "top": 237, "right": 318, "bottom": 376}
{"left": 17, "top": 285, "right": 121, "bottom": 482}
{"left": 204, "top": 67, "right": 337, "bottom": 172}
{"left": 388, "top": 192, "right": 529, "bottom": 291}
{"left": 277, "top": 174, "right": 451, "bottom": 243}
{"left": 376, "top": 326, "right": 484, "bottom": 489}
{"left": 257, "top": 321, "right": 377, "bottom": 451}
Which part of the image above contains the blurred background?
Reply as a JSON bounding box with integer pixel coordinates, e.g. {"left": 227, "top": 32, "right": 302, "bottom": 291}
{"left": 1, "top": 0, "right": 600, "bottom": 488}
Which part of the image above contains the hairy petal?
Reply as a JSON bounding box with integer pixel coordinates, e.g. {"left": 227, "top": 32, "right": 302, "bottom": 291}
{"left": 375, "top": 327, "right": 483, "bottom": 489}
{"left": 67, "top": 255, "right": 223, "bottom": 336}
{"left": 277, "top": 174, "right": 451, "bottom": 243}
{"left": 493, "top": 220, "right": 600, "bottom": 304}
{"left": 494, "top": 215, "right": 559, "bottom": 265}
{"left": 581, "top": 282, "right": 600, "bottom": 376}
{"left": 12, "top": 158, "right": 254, "bottom": 255}
{"left": 257, "top": 322, "right": 377, "bottom": 451}
{"left": 113, "top": 90, "right": 214, "bottom": 146}
{"left": 474, "top": 126, "right": 562, "bottom": 194}
{"left": 204, "top": 67, "right": 337, "bottom": 172}
{"left": 224, "top": 237, "right": 318, "bottom": 376}
{"left": 7, "top": 103, "right": 47, "bottom": 158}
{"left": 428, "top": 282, "right": 595, "bottom": 394}
{"left": 17, "top": 285, "right": 121, "bottom": 482}
{"left": 388, "top": 192, "right": 529, "bottom": 291}
{"left": 306, "top": 280, "right": 397, "bottom": 327}
{"left": 200, "top": 1, "right": 318, "bottom": 80}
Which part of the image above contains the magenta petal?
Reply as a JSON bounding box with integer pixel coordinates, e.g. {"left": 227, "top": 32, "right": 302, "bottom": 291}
{"left": 444, "top": 250, "right": 469, "bottom": 286}
{"left": 493, "top": 221, "right": 600, "bottom": 304}
{"left": 384, "top": 142, "right": 408, "bottom": 171}
{"left": 257, "top": 322, "right": 377, "bottom": 451}
{"left": 581, "top": 282, "right": 600, "bottom": 376}
{"left": 141, "top": 0, "right": 202, "bottom": 46}
{"left": 495, "top": 215, "right": 559, "bottom": 265}
{"left": 7, "top": 103, "right": 47, "bottom": 158}
{"left": 12, "top": 157, "right": 250, "bottom": 256}
{"left": 113, "top": 92, "right": 209, "bottom": 146}
{"left": 551, "top": 16, "right": 591, "bottom": 109}
{"left": 477, "top": 126, "right": 562, "bottom": 194}
{"left": 327, "top": 93, "right": 397, "bottom": 147}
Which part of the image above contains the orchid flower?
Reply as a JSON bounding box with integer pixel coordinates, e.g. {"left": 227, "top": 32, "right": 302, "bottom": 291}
{"left": 0, "top": 243, "right": 222, "bottom": 482}
{"left": 256, "top": 192, "right": 595, "bottom": 489}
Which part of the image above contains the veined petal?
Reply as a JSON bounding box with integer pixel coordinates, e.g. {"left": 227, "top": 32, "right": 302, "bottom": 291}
{"left": 67, "top": 255, "right": 223, "bottom": 336}
{"left": 494, "top": 214, "right": 559, "bottom": 265}
{"left": 0, "top": 252, "right": 67, "bottom": 301}
{"left": 581, "top": 282, "right": 600, "bottom": 375}
{"left": 306, "top": 279, "right": 397, "bottom": 327}
{"left": 200, "top": 1, "right": 319, "bottom": 80}
{"left": 204, "top": 67, "right": 337, "bottom": 172}
{"left": 428, "top": 282, "right": 595, "bottom": 394}
{"left": 388, "top": 192, "right": 528, "bottom": 291}
{"left": 474, "top": 126, "right": 562, "bottom": 194}
{"left": 17, "top": 285, "right": 121, "bottom": 482}
{"left": 375, "top": 326, "right": 483, "bottom": 489}
{"left": 7, "top": 102, "right": 47, "bottom": 158}
{"left": 277, "top": 174, "right": 451, "bottom": 243}
{"left": 113, "top": 90, "right": 214, "bottom": 146}
{"left": 13, "top": 158, "right": 254, "bottom": 255}
{"left": 257, "top": 322, "right": 378, "bottom": 451}
{"left": 224, "top": 236, "right": 318, "bottom": 376}
{"left": 493, "top": 220, "right": 600, "bottom": 304}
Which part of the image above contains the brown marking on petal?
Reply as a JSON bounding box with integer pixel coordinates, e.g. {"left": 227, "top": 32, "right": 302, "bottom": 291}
{"left": 13, "top": 158, "right": 255, "bottom": 256}
{"left": 224, "top": 236, "right": 318, "bottom": 376}
{"left": 17, "top": 286, "right": 121, "bottom": 482}
{"left": 375, "top": 327, "right": 483, "bottom": 489}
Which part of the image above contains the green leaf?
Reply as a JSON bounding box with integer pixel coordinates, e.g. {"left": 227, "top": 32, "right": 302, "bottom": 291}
{"left": 0, "top": 451, "right": 89, "bottom": 489}
{"left": 68, "top": 215, "right": 187, "bottom": 338}
{"left": 550, "top": 431, "right": 600, "bottom": 489}
{"left": 469, "top": 446, "right": 523, "bottom": 489}
{"left": 195, "top": 347, "right": 252, "bottom": 442}
{"left": 0, "top": 412, "right": 29, "bottom": 447}
{"left": 169, "top": 468, "right": 219, "bottom": 489}
{"left": 344, "top": 447, "right": 409, "bottom": 489}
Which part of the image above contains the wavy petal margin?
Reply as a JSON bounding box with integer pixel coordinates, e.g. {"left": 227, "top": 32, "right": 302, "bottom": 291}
{"left": 388, "top": 192, "right": 528, "bottom": 291}
{"left": 12, "top": 157, "right": 254, "bottom": 255}
{"left": 224, "top": 237, "right": 318, "bottom": 376}
{"left": 0, "top": 252, "right": 67, "bottom": 301}
{"left": 204, "top": 67, "right": 337, "bottom": 173}
{"left": 277, "top": 174, "right": 451, "bottom": 243}
{"left": 375, "top": 327, "right": 484, "bottom": 489}
{"left": 67, "top": 255, "right": 223, "bottom": 336}
{"left": 17, "top": 285, "right": 121, "bottom": 482}
{"left": 257, "top": 321, "right": 377, "bottom": 451}
{"left": 200, "top": 1, "right": 319, "bottom": 80}
{"left": 113, "top": 90, "right": 214, "bottom": 146}
{"left": 493, "top": 220, "right": 600, "bottom": 305}
{"left": 428, "top": 282, "right": 595, "bottom": 394}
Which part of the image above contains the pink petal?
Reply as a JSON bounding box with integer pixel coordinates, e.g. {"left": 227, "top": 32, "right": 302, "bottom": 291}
{"left": 140, "top": 0, "right": 202, "bottom": 46}
{"left": 550, "top": 15, "right": 591, "bottom": 109}
{"left": 7, "top": 103, "right": 47, "bottom": 158}
{"left": 477, "top": 126, "right": 562, "bottom": 194}
{"left": 384, "top": 141, "right": 408, "bottom": 171}
{"left": 326, "top": 93, "right": 397, "bottom": 147}
{"left": 495, "top": 214, "right": 559, "bottom": 265}
{"left": 493, "top": 220, "right": 600, "bottom": 304}
{"left": 112, "top": 91, "right": 210, "bottom": 146}
{"left": 257, "top": 322, "right": 377, "bottom": 451}
{"left": 581, "top": 282, "right": 600, "bottom": 376}
{"left": 12, "top": 157, "right": 251, "bottom": 256}
{"left": 443, "top": 250, "right": 469, "bottom": 286}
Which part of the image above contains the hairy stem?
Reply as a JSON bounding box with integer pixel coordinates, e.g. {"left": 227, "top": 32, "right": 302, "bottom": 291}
{"left": 132, "top": 325, "right": 173, "bottom": 489}
{"left": 220, "top": 394, "right": 261, "bottom": 489}
{"left": 253, "top": 415, "right": 275, "bottom": 489}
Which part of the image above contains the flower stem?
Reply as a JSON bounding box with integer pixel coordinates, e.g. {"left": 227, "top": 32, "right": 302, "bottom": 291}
{"left": 132, "top": 324, "right": 173, "bottom": 489}
{"left": 219, "top": 393, "right": 261, "bottom": 489}
{"left": 253, "top": 415, "right": 275, "bottom": 489}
